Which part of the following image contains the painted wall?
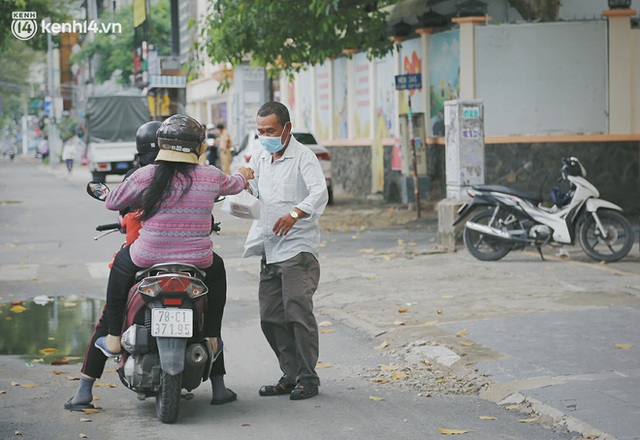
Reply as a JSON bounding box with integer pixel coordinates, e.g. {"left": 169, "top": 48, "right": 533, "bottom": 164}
{"left": 476, "top": 21, "right": 608, "bottom": 136}
{"left": 429, "top": 30, "right": 460, "bottom": 137}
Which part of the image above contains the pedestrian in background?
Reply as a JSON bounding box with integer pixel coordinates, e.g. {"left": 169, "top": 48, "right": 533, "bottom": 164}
{"left": 242, "top": 102, "right": 329, "bottom": 400}
{"left": 216, "top": 122, "right": 233, "bottom": 174}
{"left": 62, "top": 137, "right": 78, "bottom": 173}
{"left": 38, "top": 136, "right": 49, "bottom": 163}
{"left": 205, "top": 123, "right": 219, "bottom": 167}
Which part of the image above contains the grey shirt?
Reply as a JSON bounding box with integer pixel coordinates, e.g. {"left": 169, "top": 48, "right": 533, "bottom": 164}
{"left": 242, "top": 135, "right": 329, "bottom": 264}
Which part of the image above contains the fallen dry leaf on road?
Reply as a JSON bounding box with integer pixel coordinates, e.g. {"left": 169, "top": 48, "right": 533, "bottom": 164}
{"left": 320, "top": 329, "right": 336, "bottom": 334}
{"left": 458, "top": 341, "right": 474, "bottom": 347}
{"left": 437, "top": 310, "right": 444, "bottom": 315}
{"left": 79, "top": 433, "right": 88, "bottom": 438}
{"left": 398, "top": 307, "right": 409, "bottom": 313}
{"left": 393, "top": 320, "right": 405, "bottom": 326}
{"left": 371, "top": 378, "right": 389, "bottom": 384}
{"left": 615, "top": 343, "right": 634, "bottom": 350}
{"left": 52, "top": 371, "right": 66, "bottom": 375}
{"left": 95, "top": 382, "right": 116, "bottom": 388}
{"left": 518, "top": 417, "right": 540, "bottom": 423}
{"left": 479, "top": 416, "right": 497, "bottom": 420}
{"left": 380, "top": 364, "right": 401, "bottom": 372}
{"left": 505, "top": 404, "right": 522, "bottom": 411}
{"left": 82, "top": 408, "right": 101, "bottom": 414}
{"left": 456, "top": 328, "right": 467, "bottom": 337}
{"left": 356, "top": 248, "right": 375, "bottom": 253}
{"left": 10, "top": 300, "right": 23, "bottom": 306}
{"left": 316, "top": 362, "right": 332, "bottom": 369}
{"left": 391, "top": 371, "right": 409, "bottom": 380}
{"left": 369, "top": 396, "right": 385, "bottom": 401}
{"left": 51, "top": 358, "right": 69, "bottom": 365}
{"left": 66, "top": 376, "right": 81, "bottom": 381}
{"left": 10, "top": 305, "right": 26, "bottom": 313}
{"left": 437, "top": 428, "right": 471, "bottom": 435}
{"left": 40, "top": 348, "right": 57, "bottom": 355}
{"left": 0, "top": 390, "right": 6, "bottom": 394}
{"left": 374, "top": 341, "right": 389, "bottom": 350}
{"left": 15, "top": 431, "right": 23, "bottom": 436}
{"left": 80, "top": 418, "right": 92, "bottom": 423}
{"left": 318, "top": 321, "right": 332, "bottom": 327}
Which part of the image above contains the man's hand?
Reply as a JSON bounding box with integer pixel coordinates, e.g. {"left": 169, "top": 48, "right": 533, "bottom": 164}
{"left": 273, "top": 210, "right": 301, "bottom": 236}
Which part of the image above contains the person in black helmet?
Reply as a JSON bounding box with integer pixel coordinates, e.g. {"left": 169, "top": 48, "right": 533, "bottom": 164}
{"left": 65, "top": 120, "right": 162, "bottom": 411}
{"left": 65, "top": 117, "right": 252, "bottom": 410}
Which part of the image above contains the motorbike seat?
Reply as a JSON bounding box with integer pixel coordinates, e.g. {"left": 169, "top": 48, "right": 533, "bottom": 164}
{"left": 135, "top": 262, "right": 207, "bottom": 281}
{"left": 472, "top": 185, "right": 543, "bottom": 205}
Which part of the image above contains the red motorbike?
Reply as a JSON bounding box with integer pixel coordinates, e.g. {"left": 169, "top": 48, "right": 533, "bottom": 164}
{"left": 87, "top": 182, "right": 218, "bottom": 424}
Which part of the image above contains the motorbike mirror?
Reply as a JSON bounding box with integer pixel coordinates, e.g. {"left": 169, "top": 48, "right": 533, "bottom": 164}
{"left": 86, "top": 181, "right": 110, "bottom": 201}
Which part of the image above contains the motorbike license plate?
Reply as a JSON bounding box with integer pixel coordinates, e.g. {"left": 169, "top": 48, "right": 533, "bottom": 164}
{"left": 151, "top": 309, "right": 193, "bottom": 338}
{"left": 115, "top": 162, "right": 129, "bottom": 170}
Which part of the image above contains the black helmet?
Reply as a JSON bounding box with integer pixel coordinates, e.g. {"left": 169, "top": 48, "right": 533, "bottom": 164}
{"left": 136, "top": 121, "right": 161, "bottom": 155}
{"left": 157, "top": 114, "right": 205, "bottom": 152}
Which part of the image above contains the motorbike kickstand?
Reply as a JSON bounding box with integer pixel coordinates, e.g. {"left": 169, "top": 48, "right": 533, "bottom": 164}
{"left": 536, "top": 246, "right": 545, "bottom": 261}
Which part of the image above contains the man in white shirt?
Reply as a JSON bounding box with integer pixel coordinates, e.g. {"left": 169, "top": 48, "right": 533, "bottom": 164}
{"left": 243, "top": 102, "right": 329, "bottom": 400}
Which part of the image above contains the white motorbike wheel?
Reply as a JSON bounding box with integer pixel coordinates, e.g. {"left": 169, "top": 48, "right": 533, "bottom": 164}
{"left": 579, "top": 210, "right": 634, "bottom": 262}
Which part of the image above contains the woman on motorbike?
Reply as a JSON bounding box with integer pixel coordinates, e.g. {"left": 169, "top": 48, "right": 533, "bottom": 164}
{"left": 65, "top": 115, "right": 253, "bottom": 411}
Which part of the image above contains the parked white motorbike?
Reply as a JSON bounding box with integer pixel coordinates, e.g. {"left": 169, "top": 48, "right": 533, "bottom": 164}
{"left": 453, "top": 157, "right": 634, "bottom": 262}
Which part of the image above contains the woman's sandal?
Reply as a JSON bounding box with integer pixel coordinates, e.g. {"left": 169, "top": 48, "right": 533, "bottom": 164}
{"left": 258, "top": 377, "right": 296, "bottom": 396}
{"left": 290, "top": 380, "right": 319, "bottom": 400}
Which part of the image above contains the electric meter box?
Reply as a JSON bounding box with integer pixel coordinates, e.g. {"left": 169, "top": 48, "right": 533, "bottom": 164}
{"left": 444, "top": 99, "right": 485, "bottom": 199}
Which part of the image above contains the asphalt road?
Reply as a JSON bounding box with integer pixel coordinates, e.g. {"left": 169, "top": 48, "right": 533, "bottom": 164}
{"left": 2, "top": 157, "right": 637, "bottom": 439}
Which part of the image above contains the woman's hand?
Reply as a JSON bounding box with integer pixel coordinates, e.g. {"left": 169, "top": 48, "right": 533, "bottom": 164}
{"left": 237, "top": 166, "right": 254, "bottom": 181}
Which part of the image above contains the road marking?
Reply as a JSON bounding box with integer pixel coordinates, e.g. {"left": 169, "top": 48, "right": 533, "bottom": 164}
{"left": 0, "top": 264, "right": 38, "bottom": 281}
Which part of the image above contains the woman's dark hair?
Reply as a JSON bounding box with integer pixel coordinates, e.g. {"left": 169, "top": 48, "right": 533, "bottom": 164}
{"left": 139, "top": 162, "right": 194, "bottom": 221}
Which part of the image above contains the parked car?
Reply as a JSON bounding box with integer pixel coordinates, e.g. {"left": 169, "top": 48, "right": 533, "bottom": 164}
{"left": 230, "top": 129, "right": 333, "bottom": 204}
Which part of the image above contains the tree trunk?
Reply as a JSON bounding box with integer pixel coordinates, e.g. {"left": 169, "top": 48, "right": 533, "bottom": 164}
{"left": 508, "top": 0, "right": 561, "bottom": 22}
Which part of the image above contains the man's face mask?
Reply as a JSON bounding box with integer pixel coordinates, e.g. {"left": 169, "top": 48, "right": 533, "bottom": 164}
{"left": 258, "top": 122, "right": 290, "bottom": 154}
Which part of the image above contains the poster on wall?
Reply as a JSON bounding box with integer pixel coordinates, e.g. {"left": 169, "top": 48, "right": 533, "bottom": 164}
{"left": 332, "top": 58, "right": 348, "bottom": 139}
{"left": 429, "top": 30, "right": 460, "bottom": 137}
{"left": 298, "top": 68, "right": 313, "bottom": 130}
{"left": 399, "top": 38, "right": 425, "bottom": 115}
{"left": 314, "top": 62, "right": 331, "bottom": 140}
{"left": 375, "top": 53, "right": 396, "bottom": 140}
{"left": 353, "top": 52, "right": 371, "bottom": 138}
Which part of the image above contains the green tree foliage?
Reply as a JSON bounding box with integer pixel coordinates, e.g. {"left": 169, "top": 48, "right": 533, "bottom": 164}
{"left": 0, "top": 38, "right": 42, "bottom": 128}
{"left": 0, "top": 0, "right": 74, "bottom": 52}
{"left": 193, "top": 0, "right": 398, "bottom": 85}
{"left": 71, "top": 0, "right": 172, "bottom": 85}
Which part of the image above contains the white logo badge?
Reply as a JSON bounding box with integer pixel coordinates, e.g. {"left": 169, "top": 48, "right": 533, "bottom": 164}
{"left": 11, "top": 11, "right": 38, "bottom": 41}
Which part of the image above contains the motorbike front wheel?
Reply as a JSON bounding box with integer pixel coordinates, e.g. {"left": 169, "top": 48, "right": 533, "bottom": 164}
{"left": 579, "top": 210, "right": 634, "bottom": 262}
{"left": 156, "top": 372, "right": 182, "bottom": 424}
{"left": 464, "top": 208, "right": 517, "bottom": 261}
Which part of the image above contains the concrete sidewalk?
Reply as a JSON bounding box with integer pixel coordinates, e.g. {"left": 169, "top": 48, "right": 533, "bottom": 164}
{"left": 46, "top": 158, "right": 640, "bottom": 439}
{"left": 307, "top": 235, "right": 640, "bottom": 440}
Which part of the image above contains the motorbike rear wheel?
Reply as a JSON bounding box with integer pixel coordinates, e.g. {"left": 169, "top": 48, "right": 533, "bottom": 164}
{"left": 464, "top": 208, "right": 517, "bottom": 261}
{"left": 579, "top": 210, "right": 634, "bottom": 262}
{"left": 156, "top": 372, "right": 182, "bottom": 424}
